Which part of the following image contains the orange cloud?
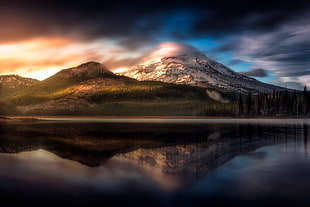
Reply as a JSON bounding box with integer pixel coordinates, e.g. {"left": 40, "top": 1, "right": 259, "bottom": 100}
{"left": 0, "top": 37, "right": 107, "bottom": 80}
{"left": 0, "top": 37, "right": 148, "bottom": 80}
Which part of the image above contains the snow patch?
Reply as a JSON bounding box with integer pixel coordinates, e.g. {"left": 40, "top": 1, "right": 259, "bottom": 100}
{"left": 206, "top": 90, "right": 230, "bottom": 103}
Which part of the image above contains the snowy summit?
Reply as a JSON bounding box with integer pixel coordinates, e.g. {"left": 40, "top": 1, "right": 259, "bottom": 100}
{"left": 122, "top": 42, "right": 285, "bottom": 93}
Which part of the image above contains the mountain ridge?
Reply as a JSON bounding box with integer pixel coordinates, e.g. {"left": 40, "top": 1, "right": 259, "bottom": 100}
{"left": 1, "top": 61, "right": 225, "bottom": 116}
{"left": 0, "top": 55, "right": 299, "bottom": 116}
{"left": 122, "top": 46, "right": 286, "bottom": 93}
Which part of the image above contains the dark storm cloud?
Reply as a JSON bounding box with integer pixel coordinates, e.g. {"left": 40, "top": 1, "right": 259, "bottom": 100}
{"left": 0, "top": 0, "right": 202, "bottom": 43}
{"left": 0, "top": 0, "right": 166, "bottom": 42}
{"left": 191, "top": 0, "right": 310, "bottom": 36}
{"left": 1, "top": 0, "right": 309, "bottom": 43}
{"left": 239, "top": 69, "right": 268, "bottom": 77}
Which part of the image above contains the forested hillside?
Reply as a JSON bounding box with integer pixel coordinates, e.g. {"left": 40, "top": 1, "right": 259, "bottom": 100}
{"left": 0, "top": 62, "right": 308, "bottom": 117}
{"left": 0, "top": 62, "right": 231, "bottom": 116}
{"left": 199, "top": 87, "right": 310, "bottom": 117}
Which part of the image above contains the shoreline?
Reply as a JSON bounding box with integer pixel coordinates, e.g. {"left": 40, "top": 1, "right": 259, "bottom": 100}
{"left": 1, "top": 115, "right": 310, "bottom": 125}
{"left": 3, "top": 115, "right": 310, "bottom": 119}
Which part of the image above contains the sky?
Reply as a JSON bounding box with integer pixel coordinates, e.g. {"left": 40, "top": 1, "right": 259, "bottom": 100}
{"left": 0, "top": 0, "right": 309, "bottom": 89}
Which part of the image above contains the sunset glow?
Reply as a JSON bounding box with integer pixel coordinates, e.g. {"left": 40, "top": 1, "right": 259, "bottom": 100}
{"left": 143, "top": 42, "right": 190, "bottom": 64}
{"left": 0, "top": 38, "right": 91, "bottom": 80}
{"left": 1, "top": 1, "right": 310, "bottom": 207}
{"left": 0, "top": 0, "right": 308, "bottom": 89}
{"left": 113, "top": 67, "right": 129, "bottom": 74}
{"left": 0, "top": 37, "right": 143, "bottom": 80}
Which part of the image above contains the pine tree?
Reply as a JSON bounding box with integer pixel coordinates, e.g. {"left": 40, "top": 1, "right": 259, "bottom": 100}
{"left": 238, "top": 93, "right": 244, "bottom": 115}
{"left": 256, "top": 93, "right": 262, "bottom": 116}
{"left": 303, "top": 86, "right": 309, "bottom": 115}
{"left": 246, "top": 91, "right": 252, "bottom": 115}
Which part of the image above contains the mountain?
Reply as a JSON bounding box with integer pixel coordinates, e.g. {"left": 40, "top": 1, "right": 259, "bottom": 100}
{"left": 122, "top": 43, "right": 285, "bottom": 93}
{"left": 29, "top": 61, "right": 119, "bottom": 94}
{"left": 51, "top": 61, "right": 115, "bottom": 79}
{"left": 0, "top": 59, "right": 305, "bottom": 116}
{"left": 7, "top": 61, "right": 129, "bottom": 98}
{"left": 2, "top": 62, "right": 223, "bottom": 115}
{"left": 0, "top": 75, "right": 39, "bottom": 98}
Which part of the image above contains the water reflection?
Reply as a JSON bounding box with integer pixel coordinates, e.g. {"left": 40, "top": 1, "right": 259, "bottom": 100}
{"left": 0, "top": 119, "right": 309, "bottom": 206}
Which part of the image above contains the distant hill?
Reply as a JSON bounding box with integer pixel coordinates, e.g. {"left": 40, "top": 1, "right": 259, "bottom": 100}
{"left": 12, "top": 61, "right": 119, "bottom": 97}
{"left": 0, "top": 75, "right": 39, "bottom": 98}
{"left": 1, "top": 62, "right": 234, "bottom": 115}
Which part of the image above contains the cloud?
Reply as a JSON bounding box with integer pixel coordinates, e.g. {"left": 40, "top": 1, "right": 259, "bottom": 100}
{"left": 0, "top": 0, "right": 309, "bottom": 89}
{"left": 227, "top": 59, "right": 244, "bottom": 66}
{"left": 104, "top": 57, "right": 144, "bottom": 70}
{"left": 0, "top": 0, "right": 309, "bottom": 43}
{"left": 270, "top": 80, "right": 304, "bottom": 90}
{"left": 239, "top": 69, "right": 268, "bottom": 77}
{"left": 0, "top": 1, "right": 186, "bottom": 43}
{"left": 106, "top": 42, "right": 201, "bottom": 69}
{"left": 118, "top": 36, "right": 156, "bottom": 50}
{"left": 0, "top": 38, "right": 126, "bottom": 80}
{"left": 191, "top": 1, "right": 310, "bottom": 36}
{"left": 150, "top": 42, "right": 199, "bottom": 57}
{"left": 215, "top": 10, "right": 310, "bottom": 89}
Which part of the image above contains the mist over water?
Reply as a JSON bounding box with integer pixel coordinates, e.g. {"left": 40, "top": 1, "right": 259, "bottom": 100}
{"left": 0, "top": 118, "right": 310, "bottom": 206}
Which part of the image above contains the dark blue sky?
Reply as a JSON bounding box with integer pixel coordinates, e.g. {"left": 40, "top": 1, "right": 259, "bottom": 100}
{"left": 0, "top": 0, "right": 309, "bottom": 89}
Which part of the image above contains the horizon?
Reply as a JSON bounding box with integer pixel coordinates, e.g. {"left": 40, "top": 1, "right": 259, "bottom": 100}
{"left": 0, "top": 1, "right": 309, "bottom": 90}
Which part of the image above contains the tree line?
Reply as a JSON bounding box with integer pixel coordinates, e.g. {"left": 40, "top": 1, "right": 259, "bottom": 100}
{"left": 238, "top": 87, "right": 310, "bottom": 117}
{"left": 199, "top": 86, "right": 310, "bottom": 117}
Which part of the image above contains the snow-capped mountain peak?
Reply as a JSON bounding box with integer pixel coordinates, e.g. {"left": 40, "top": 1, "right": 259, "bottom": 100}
{"left": 122, "top": 42, "right": 284, "bottom": 93}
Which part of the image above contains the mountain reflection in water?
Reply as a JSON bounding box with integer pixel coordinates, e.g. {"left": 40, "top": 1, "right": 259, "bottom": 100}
{"left": 0, "top": 119, "right": 309, "bottom": 206}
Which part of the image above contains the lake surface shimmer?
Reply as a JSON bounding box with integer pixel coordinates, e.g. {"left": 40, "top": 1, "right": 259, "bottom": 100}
{"left": 0, "top": 118, "right": 310, "bottom": 206}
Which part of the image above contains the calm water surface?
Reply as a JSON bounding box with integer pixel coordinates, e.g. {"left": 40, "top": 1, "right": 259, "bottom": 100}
{"left": 0, "top": 118, "right": 310, "bottom": 206}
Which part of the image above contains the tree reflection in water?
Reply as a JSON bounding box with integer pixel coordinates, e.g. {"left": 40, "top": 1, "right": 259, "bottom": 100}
{"left": 0, "top": 119, "right": 309, "bottom": 206}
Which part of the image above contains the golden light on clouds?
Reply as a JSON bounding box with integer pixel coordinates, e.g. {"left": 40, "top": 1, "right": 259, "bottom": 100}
{"left": 0, "top": 38, "right": 106, "bottom": 80}
{"left": 142, "top": 42, "right": 197, "bottom": 64}
{"left": 0, "top": 37, "right": 137, "bottom": 80}
{"left": 144, "top": 42, "right": 179, "bottom": 63}
{"left": 0, "top": 38, "right": 85, "bottom": 80}
{"left": 0, "top": 39, "right": 194, "bottom": 81}
{"left": 113, "top": 67, "right": 129, "bottom": 74}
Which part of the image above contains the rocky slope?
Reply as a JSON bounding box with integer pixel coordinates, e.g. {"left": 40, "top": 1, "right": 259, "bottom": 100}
{"left": 0, "top": 75, "right": 39, "bottom": 97}
{"left": 122, "top": 43, "right": 285, "bottom": 93}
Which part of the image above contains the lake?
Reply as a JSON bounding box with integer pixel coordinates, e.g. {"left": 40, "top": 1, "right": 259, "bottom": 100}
{"left": 0, "top": 118, "right": 310, "bottom": 206}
